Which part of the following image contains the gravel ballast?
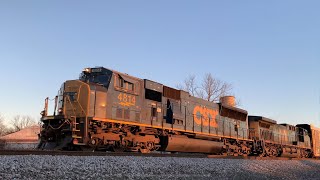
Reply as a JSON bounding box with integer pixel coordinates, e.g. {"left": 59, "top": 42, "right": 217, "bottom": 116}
{"left": 0, "top": 155, "right": 319, "bottom": 180}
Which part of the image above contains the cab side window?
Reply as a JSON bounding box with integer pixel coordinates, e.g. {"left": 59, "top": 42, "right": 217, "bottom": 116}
{"left": 115, "top": 75, "right": 137, "bottom": 93}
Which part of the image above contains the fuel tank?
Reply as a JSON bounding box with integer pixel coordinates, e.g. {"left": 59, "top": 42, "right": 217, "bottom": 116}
{"left": 281, "top": 147, "right": 299, "bottom": 158}
{"left": 161, "top": 136, "right": 224, "bottom": 154}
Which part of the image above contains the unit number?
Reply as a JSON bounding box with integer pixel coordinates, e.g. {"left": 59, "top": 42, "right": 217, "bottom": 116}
{"left": 118, "top": 93, "right": 136, "bottom": 106}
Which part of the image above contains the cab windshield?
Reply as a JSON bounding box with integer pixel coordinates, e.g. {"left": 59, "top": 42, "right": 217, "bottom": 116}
{"left": 79, "top": 68, "right": 112, "bottom": 89}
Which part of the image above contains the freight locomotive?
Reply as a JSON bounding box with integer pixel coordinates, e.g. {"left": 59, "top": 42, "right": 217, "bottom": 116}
{"left": 38, "top": 67, "right": 320, "bottom": 158}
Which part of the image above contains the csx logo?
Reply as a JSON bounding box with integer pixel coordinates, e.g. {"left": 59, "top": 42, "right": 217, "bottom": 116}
{"left": 193, "top": 106, "right": 218, "bottom": 127}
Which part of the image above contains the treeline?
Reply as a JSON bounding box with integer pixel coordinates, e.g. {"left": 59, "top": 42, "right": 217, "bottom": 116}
{"left": 0, "top": 114, "right": 38, "bottom": 136}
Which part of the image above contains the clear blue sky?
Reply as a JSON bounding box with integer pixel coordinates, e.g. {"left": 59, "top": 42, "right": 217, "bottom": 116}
{"left": 0, "top": 1, "right": 319, "bottom": 127}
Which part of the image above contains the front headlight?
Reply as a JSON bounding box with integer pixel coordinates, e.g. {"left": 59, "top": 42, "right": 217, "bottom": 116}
{"left": 83, "top": 68, "right": 91, "bottom": 73}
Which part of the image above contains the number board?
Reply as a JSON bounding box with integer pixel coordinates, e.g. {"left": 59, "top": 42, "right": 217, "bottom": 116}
{"left": 91, "top": 68, "right": 102, "bottom": 73}
{"left": 118, "top": 93, "right": 136, "bottom": 107}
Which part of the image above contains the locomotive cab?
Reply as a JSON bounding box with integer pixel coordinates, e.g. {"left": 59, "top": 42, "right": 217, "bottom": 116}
{"left": 79, "top": 67, "right": 113, "bottom": 89}
{"left": 38, "top": 67, "right": 113, "bottom": 150}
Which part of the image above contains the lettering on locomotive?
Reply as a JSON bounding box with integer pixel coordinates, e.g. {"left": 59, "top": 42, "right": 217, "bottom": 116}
{"left": 193, "top": 105, "right": 218, "bottom": 127}
{"left": 118, "top": 93, "right": 136, "bottom": 107}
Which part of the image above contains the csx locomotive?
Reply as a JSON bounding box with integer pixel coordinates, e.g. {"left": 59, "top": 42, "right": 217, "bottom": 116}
{"left": 38, "top": 67, "right": 320, "bottom": 158}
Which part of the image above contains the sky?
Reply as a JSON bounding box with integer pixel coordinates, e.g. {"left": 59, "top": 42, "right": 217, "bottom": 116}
{"left": 0, "top": 1, "right": 319, "bottom": 127}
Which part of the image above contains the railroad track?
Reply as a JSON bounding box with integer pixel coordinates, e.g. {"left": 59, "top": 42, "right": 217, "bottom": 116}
{"left": 0, "top": 150, "right": 207, "bottom": 158}
{"left": 0, "top": 149, "right": 316, "bottom": 160}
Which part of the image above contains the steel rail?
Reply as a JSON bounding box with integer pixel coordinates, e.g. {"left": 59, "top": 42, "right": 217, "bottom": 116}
{"left": 0, "top": 150, "right": 318, "bottom": 160}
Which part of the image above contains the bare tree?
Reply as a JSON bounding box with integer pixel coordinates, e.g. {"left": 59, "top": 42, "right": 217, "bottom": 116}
{"left": 200, "top": 73, "right": 232, "bottom": 102}
{"left": 178, "top": 73, "right": 233, "bottom": 103}
{"left": 177, "top": 75, "right": 198, "bottom": 96}
{"left": 11, "top": 115, "right": 37, "bottom": 132}
{"left": 0, "top": 114, "right": 7, "bottom": 136}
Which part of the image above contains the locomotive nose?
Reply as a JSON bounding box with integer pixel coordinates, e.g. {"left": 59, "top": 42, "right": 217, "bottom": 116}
{"left": 63, "top": 80, "right": 91, "bottom": 117}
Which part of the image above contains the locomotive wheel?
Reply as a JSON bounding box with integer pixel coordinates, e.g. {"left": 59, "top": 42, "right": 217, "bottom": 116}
{"left": 113, "top": 146, "right": 125, "bottom": 152}
{"left": 305, "top": 151, "right": 311, "bottom": 158}
{"left": 88, "top": 138, "right": 102, "bottom": 151}
{"left": 139, "top": 148, "right": 150, "bottom": 154}
{"left": 300, "top": 149, "right": 310, "bottom": 158}
{"left": 267, "top": 147, "right": 279, "bottom": 157}
{"left": 259, "top": 152, "right": 266, "bottom": 157}
{"left": 138, "top": 142, "right": 150, "bottom": 154}
{"left": 222, "top": 145, "right": 233, "bottom": 156}
{"left": 272, "top": 147, "right": 280, "bottom": 157}
{"left": 146, "top": 142, "right": 155, "bottom": 151}
{"left": 243, "top": 150, "right": 250, "bottom": 157}
{"left": 90, "top": 138, "right": 98, "bottom": 146}
{"left": 80, "top": 146, "right": 96, "bottom": 152}
{"left": 112, "top": 140, "right": 126, "bottom": 152}
{"left": 264, "top": 147, "right": 271, "bottom": 157}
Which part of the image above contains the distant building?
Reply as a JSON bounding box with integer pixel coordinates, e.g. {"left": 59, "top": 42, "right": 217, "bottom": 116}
{"left": 0, "top": 125, "right": 40, "bottom": 150}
